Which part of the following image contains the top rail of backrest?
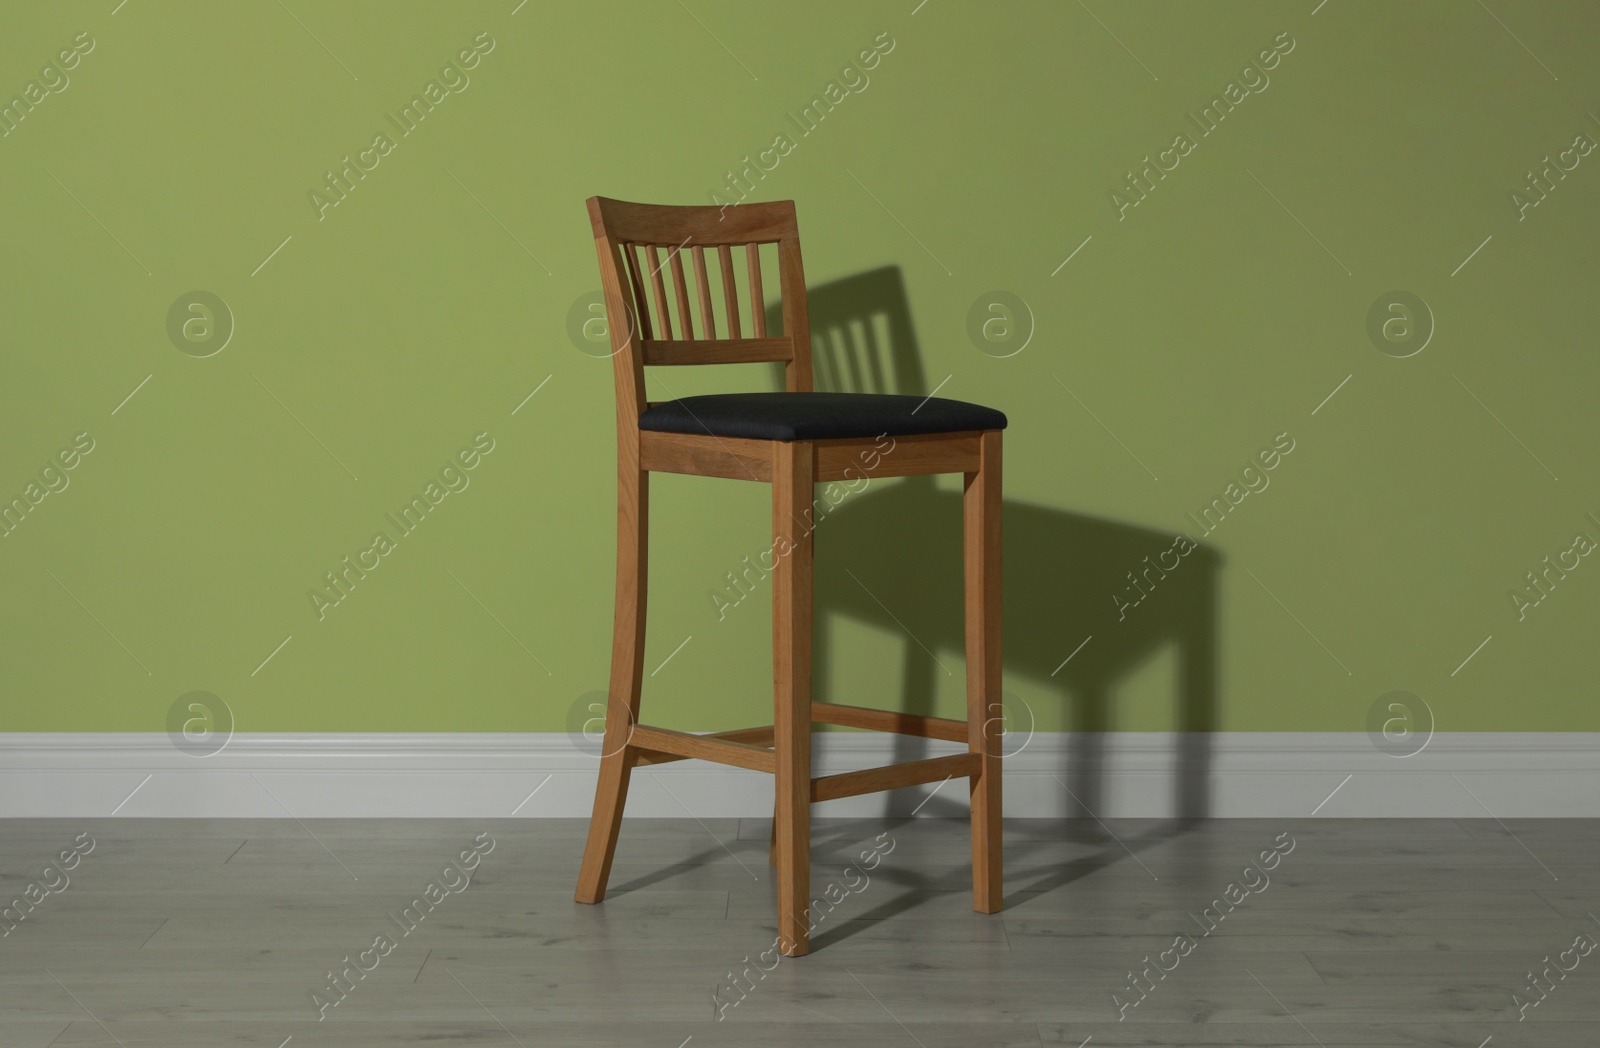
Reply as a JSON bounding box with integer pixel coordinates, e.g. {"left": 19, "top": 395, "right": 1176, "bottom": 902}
{"left": 587, "top": 196, "right": 797, "bottom": 248}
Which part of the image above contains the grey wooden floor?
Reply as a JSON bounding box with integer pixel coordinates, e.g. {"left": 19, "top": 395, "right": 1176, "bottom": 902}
{"left": 1, "top": 817, "right": 1596, "bottom": 1046}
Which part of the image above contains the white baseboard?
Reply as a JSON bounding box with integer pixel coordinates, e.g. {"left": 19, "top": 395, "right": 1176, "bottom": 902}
{"left": 0, "top": 732, "right": 1594, "bottom": 819}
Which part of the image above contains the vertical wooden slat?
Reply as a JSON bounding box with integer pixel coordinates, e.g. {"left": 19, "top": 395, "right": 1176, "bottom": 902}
{"left": 622, "top": 244, "right": 653, "bottom": 341}
{"left": 645, "top": 245, "right": 673, "bottom": 340}
{"left": 719, "top": 244, "right": 741, "bottom": 339}
{"left": 669, "top": 245, "right": 694, "bottom": 340}
{"left": 964, "top": 430, "right": 1003, "bottom": 915}
{"left": 771, "top": 438, "right": 815, "bottom": 956}
{"left": 692, "top": 245, "right": 715, "bottom": 339}
{"left": 747, "top": 243, "right": 767, "bottom": 337}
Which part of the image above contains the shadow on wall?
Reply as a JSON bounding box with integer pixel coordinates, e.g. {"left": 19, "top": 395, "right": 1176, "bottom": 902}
{"left": 774, "top": 266, "right": 1220, "bottom": 821}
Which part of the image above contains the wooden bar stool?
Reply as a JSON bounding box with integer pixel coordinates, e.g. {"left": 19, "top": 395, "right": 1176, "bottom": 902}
{"left": 573, "top": 196, "right": 1006, "bottom": 956}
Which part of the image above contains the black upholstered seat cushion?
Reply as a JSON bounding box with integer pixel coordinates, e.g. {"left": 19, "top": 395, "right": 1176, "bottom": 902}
{"left": 638, "top": 392, "right": 1007, "bottom": 442}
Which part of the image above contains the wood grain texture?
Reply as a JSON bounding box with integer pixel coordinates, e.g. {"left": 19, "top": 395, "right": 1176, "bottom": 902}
{"left": 645, "top": 243, "right": 673, "bottom": 341}
{"left": 588, "top": 195, "right": 796, "bottom": 244}
{"left": 814, "top": 431, "right": 979, "bottom": 481}
{"left": 620, "top": 241, "right": 652, "bottom": 341}
{"left": 718, "top": 243, "right": 741, "bottom": 338}
{"left": 638, "top": 429, "right": 771, "bottom": 482}
{"left": 629, "top": 725, "right": 776, "bottom": 774}
{"left": 811, "top": 701, "right": 969, "bottom": 743}
{"left": 777, "top": 229, "right": 813, "bottom": 391}
{"left": 691, "top": 244, "right": 715, "bottom": 339}
{"left": 600, "top": 239, "right": 646, "bottom": 422}
{"left": 964, "top": 430, "right": 1003, "bottom": 914}
{"left": 747, "top": 242, "right": 768, "bottom": 338}
{"left": 631, "top": 725, "right": 775, "bottom": 766}
{"left": 582, "top": 197, "right": 1009, "bottom": 949}
{"left": 573, "top": 440, "right": 649, "bottom": 906}
{"left": 640, "top": 337, "right": 792, "bottom": 366}
{"left": 811, "top": 753, "right": 981, "bottom": 804}
{"left": 772, "top": 438, "right": 815, "bottom": 956}
{"left": 668, "top": 245, "right": 693, "bottom": 339}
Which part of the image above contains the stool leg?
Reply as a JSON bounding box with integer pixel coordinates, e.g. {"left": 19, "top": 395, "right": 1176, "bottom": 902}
{"left": 964, "top": 431, "right": 1003, "bottom": 914}
{"left": 576, "top": 462, "right": 649, "bottom": 904}
{"left": 772, "top": 439, "right": 814, "bottom": 956}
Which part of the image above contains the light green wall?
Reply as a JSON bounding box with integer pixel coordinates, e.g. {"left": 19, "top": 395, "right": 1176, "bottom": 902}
{"left": 3, "top": 1, "right": 1597, "bottom": 734}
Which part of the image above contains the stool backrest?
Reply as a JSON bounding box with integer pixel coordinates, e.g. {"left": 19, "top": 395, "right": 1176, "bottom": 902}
{"left": 586, "top": 196, "right": 813, "bottom": 424}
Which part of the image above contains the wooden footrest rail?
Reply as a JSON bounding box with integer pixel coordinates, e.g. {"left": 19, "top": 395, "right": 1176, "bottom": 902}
{"left": 628, "top": 725, "right": 775, "bottom": 772}
{"left": 811, "top": 752, "right": 982, "bottom": 803}
{"left": 628, "top": 700, "right": 971, "bottom": 774}
{"left": 810, "top": 701, "right": 969, "bottom": 743}
{"left": 628, "top": 720, "right": 982, "bottom": 804}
